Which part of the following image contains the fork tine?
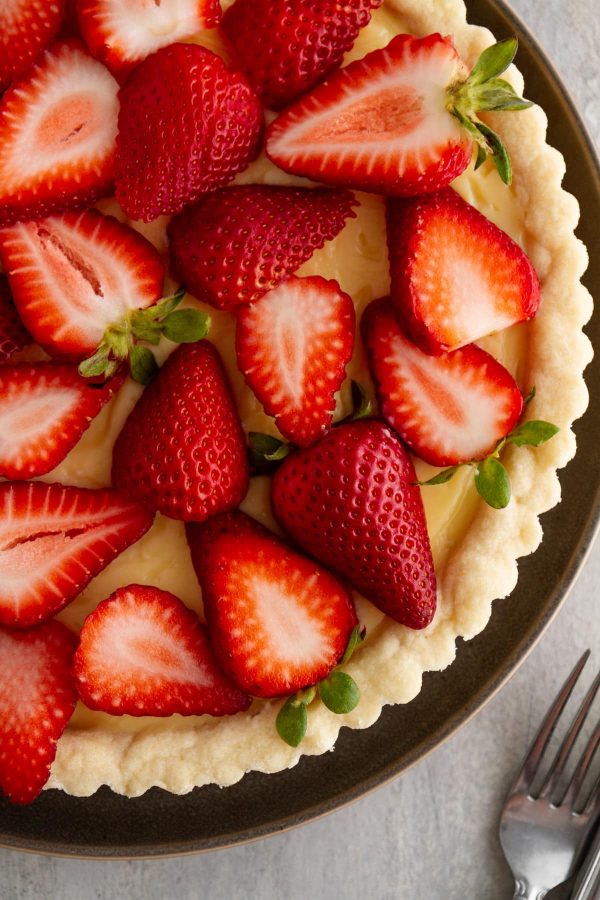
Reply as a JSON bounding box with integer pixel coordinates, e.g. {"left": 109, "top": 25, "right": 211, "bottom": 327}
{"left": 583, "top": 769, "right": 600, "bottom": 817}
{"left": 509, "top": 650, "right": 590, "bottom": 796}
{"left": 539, "top": 667, "right": 600, "bottom": 801}
{"left": 563, "top": 718, "right": 600, "bottom": 808}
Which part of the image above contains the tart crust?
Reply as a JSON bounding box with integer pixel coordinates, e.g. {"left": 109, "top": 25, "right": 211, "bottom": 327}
{"left": 47, "top": 0, "right": 592, "bottom": 797}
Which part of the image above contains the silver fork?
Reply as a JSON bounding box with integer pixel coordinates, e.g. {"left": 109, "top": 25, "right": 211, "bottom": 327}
{"left": 499, "top": 651, "right": 600, "bottom": 899}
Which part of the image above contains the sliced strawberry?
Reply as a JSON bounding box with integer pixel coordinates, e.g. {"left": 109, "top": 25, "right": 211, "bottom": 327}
{"left": 0, "top": 620, "right": 77, "bottom": 804}
{"left": 0, "top": 208, "right": 165, "bottom": 360}
{"left": 0, "top": 363, "right": 124, "bottom": 479}
{"left": 236, "top": 276, "right": 355, "bottom": 446}
{"left": 115, "top": 43, "right": 263, "bottom": 223}
{"left": 0, "top": 40, "right": 120, "bottom": 226}
{"left": 187, "top": 511, "right": 358, "bottom": 698}
{"left": 386, "top": 188, "right": 541, "bottom": 354}
{"left": 0, "top": 276, "right": 31, "bottom": 364}
{"left": 0, "top": 482, "right": 154, "bottom": 628}
{"left": 0, "top": 0, "right": 67, "bottom": 90}
{"left": 74, "top": 585, "right": 251, "bottom": 717}
{"left": 267, "top": 34, "right": 533, "bottom": 196}
{"left": 112, "top": 341, "right": 249, "bottom": 522}
{"left": 361, "top": 298, "right": 524, "bottom": 467}
{"left": 77, "top": 0, "right": 222, "bottom": 79}
{"left": 222, "top": 0, "right": 383, "bottom": 109}
{"left": 167, "top": 186, "right": 356, "bottom": 311}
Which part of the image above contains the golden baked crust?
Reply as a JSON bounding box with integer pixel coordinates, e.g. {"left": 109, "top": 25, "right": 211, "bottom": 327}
{"left": 47, "top": 0, "right": 592, "bottom": 797}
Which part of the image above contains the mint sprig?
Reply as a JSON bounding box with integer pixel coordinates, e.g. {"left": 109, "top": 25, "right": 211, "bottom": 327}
{"left": 78, "top": 287, "right": 211, "bottom": 386}
{"left": 446, "top": 37, "right": 533, "bottom": 185}
{"left": 275, "top": 626, "right": 365, "bottom": 748}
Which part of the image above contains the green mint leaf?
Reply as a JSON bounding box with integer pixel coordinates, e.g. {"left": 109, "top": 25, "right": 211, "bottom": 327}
{"left": 418, "top": 465, "right": 462, "bottom": 487}
{"left": 248, "top": 432, "right": 291, "bottom": 471}
{"left": 524, "top": 385, "right": 536, "bottom": 405}
{"left": 468, "top": 38, "right": 518, "bottom": 85}
{"left": 475, "top": 121, "right": 512, "bottom": 185}
{"left": 130, "top": 344, "right": 159, "bottom": 386}
{"left": 475, "top": 457, "right": 511, "bottom": 509}
{"left": 78, "top": 346, "right": 111, "bottom": 378}
{"left": 276, "top": 697, "right": 308, "bottom": 747}
{"left": 341, "top": 626, "right": 366, "bottom": 665}
{"left": 319, "top": 671, "right": 360, "bottom": 715}
{"left": 507, "top": 420, "right": 559, "bottom": 447}
{"left": 162, "top": 308, "right": 211, "bottom": 343}
{"left": 474, "top": 143, "right": 488, "bottom": 170}
{"left": 350, "top": 381, "right": 374, "bottom": 421}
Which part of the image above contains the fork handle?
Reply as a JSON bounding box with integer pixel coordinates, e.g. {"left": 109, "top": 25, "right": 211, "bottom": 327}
{"left": 512, "top": 881, "right": 547, "bottom": 899}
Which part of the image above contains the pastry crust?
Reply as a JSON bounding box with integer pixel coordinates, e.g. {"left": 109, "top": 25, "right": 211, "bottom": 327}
{"left": 47, "top": 0, "right": 592, "bottom": 797}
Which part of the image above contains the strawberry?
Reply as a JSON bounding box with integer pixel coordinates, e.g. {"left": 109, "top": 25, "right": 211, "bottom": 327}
{"left": 115, "top": 43, "right": 263, "bottom": 223}
{"left": 0, "top": 276, "right": 30, "bottom": 364}
{"left": 74, "top": 584, "right": 251, "bottom": 717}
{"left": 0, "top": 363, "right": 124, "bottom": 479}
{"left": 167, "top": 186, "right": 356, "bottom": 311}
{"left": 0, "top": 208, "right": 165, "bottom": 362}
{"left": 0, "top": 482, "right": 154, "bottom": 628}
{"left": 77, "top": 0, "right": 222, "bottom": 80}
{"left": 361, "top": 298, "right": 524, "bottom": 467}
{"left": 0, "top": 620, "right": 78, "bottom": 804}
{"left": 222, "top": 0, "right": 383, "bottom": 110}
{"left": 386, "top": 188, "right": 541, "bottom": 354}
{"left": 0, "top": 40, "right": 119, "bottom": 226}
{"left": 112, "top": 341, "right": 249, "bottom": 522}
{"left": 271, "top": 420, "right": 436, "bottom": 629}
{"left": 186, "top": 511, "right": 358, "bottom": 698}
{"left": 266, "top": 34, "right": 532, "bottom": 196}
{"left": 236, "top": 276, "right": 355, "bottom": 446}
{"left": 0, "top": 0, "right": 67, "bottom": 90}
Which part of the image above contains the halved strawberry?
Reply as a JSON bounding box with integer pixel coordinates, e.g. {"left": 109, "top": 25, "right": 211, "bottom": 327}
{"left": 0, "top": 482, "right": 154, "bottom": 628}
{"left": 115, "top": 43, "right": 263, "bottom": 222}
{"left": 386, "top": 188, "right": 541, "bottom": 354}
{"left": 77, "top": 0, "right": 222, "bottom": 79}
{"left": 361, "top": 298, "right": 524, "bottom": 467}
{"left": 222, "top": 0, "right": 383, "bottom": 109}
{"left": 0, "top": 363, "right": 124, "bottom": 479}
{"left": 236, "top": 276, "right": 355, "bottom": 446}
{"left": 167, "top": 186, "right": 356, "bottom": 311}
{"left": 187, "top": 511, "right": 358, "bottom": 698}
{"left": 112, "top": 341, "right": 249, "bottom": 522}
{"left": 0, "top": 620, "right": 78, "bottom": 804}
{"left": 0, "top": 208, "right": 165, "bottom": 360}
{"left": 0, "top": 276, "right": 30, "bottom": 364}
{"left": 0, "top": 0, "right": 67, "bottom": 90}
{"left": 266, "top": 34, "right": 532, "bottom": 195}
{"left": 0, "top": 40, "right": 119, "bottom": 226}
{"left": 74, "top": 585, "right": 251, "bottom": 717}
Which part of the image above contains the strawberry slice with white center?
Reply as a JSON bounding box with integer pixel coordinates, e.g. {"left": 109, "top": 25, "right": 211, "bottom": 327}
{"left": 266, "top": 34, "right": 533, "bottom": 196}
{"left": 187, "top": 511, "right": 358, "bottom": 698}
{"left": 0, "top": 208, "right": 165, "bottom": 360}
{"left": 236, "top": 276, "right": 355, "bottom": 446}
{"left": 0, "top": 0, "right": 67, "bottom": 90}
{"left": 0, "top": 620, "right": 78, "bottom": 804}
{"left": 0, "top": 363, "right": 124, "bottom": 479}
{"left": 361, "top": 297, "right": 524, "bottom": 466}
{"left": 0, "top": 40, "right": 119, "bottom": 226}
{"left": 0, "top": 482, "right": 154, "bottom": 628}
{"left": 74, "top": 585, "right": 251, "bottom": 717}
{"left": 77, "top": 0, "right": 222, "bottom": 79}
{"left": 0, "top": 275, "right": 31, "bottom": 364}
{"left": 386, "top": 188, "right": 541, "bottom": 354}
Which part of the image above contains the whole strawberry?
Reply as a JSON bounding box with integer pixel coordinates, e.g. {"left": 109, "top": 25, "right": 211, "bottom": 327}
{"left": 271, "top": 419, "right": 436, "bottom": 629}
{"left": 115, "top": 43, "right": 263, "bottom": 222}
{"left": 112, "top": 341, "right": 249, "bottom": 522}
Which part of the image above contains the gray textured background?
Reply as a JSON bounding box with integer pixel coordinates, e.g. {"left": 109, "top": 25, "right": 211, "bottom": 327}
{"left": 2, "top": 0, "right": 599, "bottom": 897}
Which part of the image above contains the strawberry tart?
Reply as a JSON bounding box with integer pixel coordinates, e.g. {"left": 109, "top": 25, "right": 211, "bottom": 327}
{"left": 0, "top": 0, "right": 591, "bottom": 803}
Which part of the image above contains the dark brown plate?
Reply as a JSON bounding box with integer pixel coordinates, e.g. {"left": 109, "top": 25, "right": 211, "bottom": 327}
{"left": 1, "top": 0, "right": 599, "bottom": 859}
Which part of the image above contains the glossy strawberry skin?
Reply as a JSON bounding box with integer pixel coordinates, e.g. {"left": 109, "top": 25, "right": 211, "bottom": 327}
{"left": 271, "top": 420, "right": 436, "bottom": 629}
{"left": 112, "top": 341, "right": 249, "bottom": 522}
{"left": 74, "top": 584, "right": 251, "bottom": 717}
{"left": 115, "top": 43, "right": 263, "bottom": 223}
{"left": 386, "top": 189, "right": 541, "bottom": 354}
{"left": 0, "top": 0, "right": 67, "bottom": 90}
{"left": 222, "top": 0, "right": 383, "bottom": 109}
{"left": 0, "top": 620, "right": 77, "bottom": 805}
{"left": 187, "top": 511, "right": 357, "bottom": 698}
{"left": 167, "top": 185, "right": 356, "bottom": 311}
{"left": 0, "top": 276, "right": 30, "bottom": 364}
